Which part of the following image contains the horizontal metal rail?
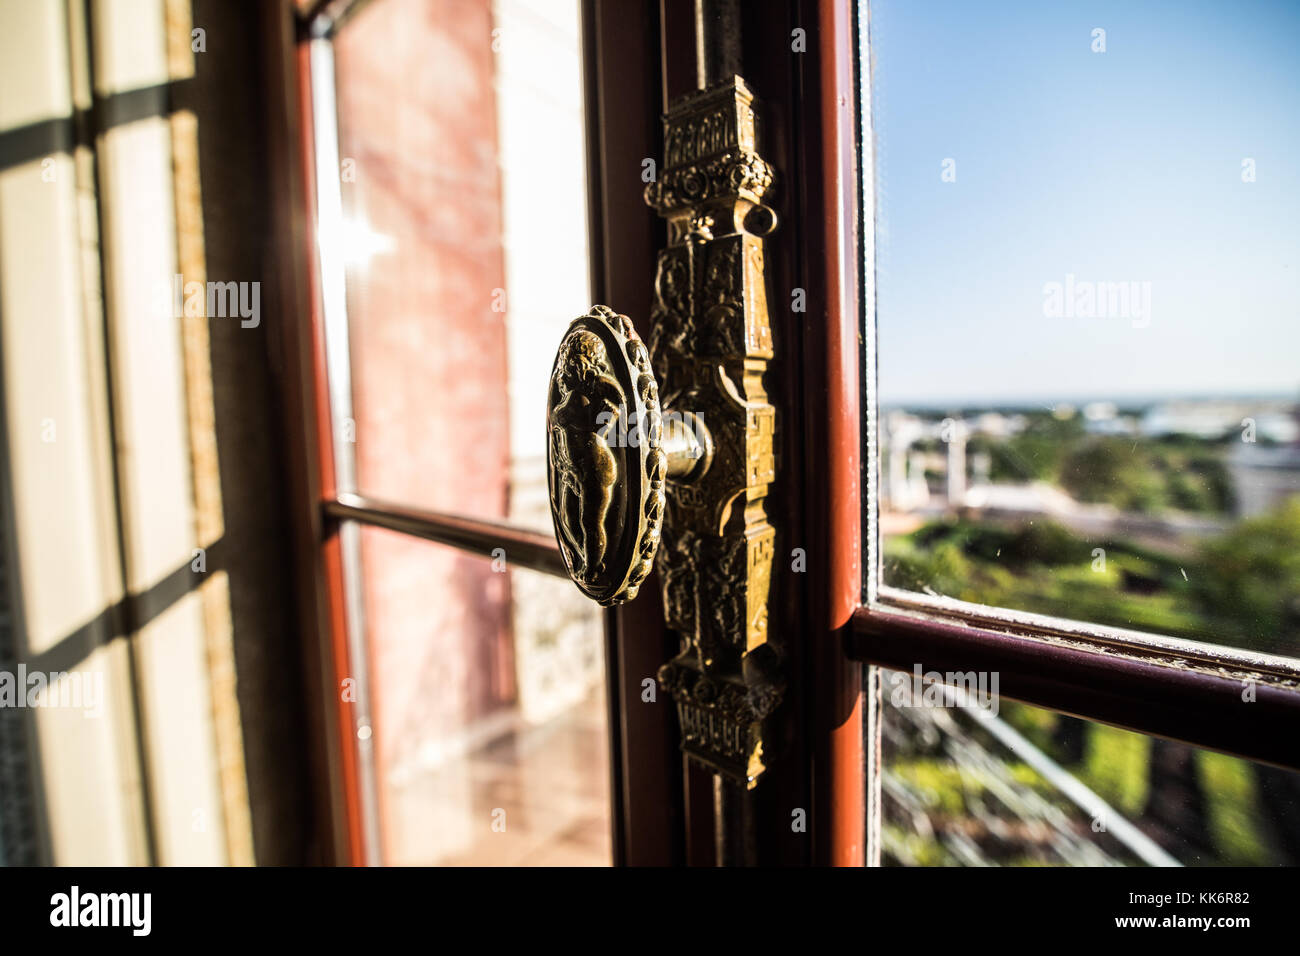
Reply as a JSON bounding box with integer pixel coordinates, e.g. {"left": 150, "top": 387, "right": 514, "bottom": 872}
{"left": 322, "top": 493, "right": 569, "bottom": 579}
{"left": 850, "top": 605, "right": 1300, "bottom": 772}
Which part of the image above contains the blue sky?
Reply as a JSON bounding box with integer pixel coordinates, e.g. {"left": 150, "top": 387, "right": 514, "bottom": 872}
{"left": 869, "top": 0, "right": 1300, "bottom": 406}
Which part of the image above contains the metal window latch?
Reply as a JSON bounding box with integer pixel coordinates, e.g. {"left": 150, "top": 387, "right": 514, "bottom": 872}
{"left": 546, "top": 76, "right": 783, "bottom": 790}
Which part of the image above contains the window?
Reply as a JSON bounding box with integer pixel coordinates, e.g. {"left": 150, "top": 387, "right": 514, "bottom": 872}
{"left": 299, "top": 0, "right": 611, "bottom": 866}
{"left": 867, "top": 0, "right": 1300, "bottom": 662}
{"left": 853, "top": 0, "right": 1300, "bottom": 862}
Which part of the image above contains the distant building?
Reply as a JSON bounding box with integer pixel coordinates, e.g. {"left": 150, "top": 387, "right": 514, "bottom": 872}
{"left": 1228, "top": 443, "right": 1300, "bottom": 518}
{"left": 1140, "top": 400, "right": 1299, "bottom": 443}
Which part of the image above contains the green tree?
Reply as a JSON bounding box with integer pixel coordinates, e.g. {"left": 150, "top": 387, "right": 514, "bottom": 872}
{"left": 1060, "top": 437, "right": 1165, "bottom": 512}
{"left": 1192, "top": 497, "right": 1300, "bottom": 655}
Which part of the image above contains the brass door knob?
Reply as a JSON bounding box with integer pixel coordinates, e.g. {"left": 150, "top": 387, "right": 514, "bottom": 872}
{"left": 546, "top": 305, "right": 709, "bottom": 605}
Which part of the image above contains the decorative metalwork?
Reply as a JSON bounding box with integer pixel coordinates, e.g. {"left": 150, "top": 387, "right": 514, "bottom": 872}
{"left": 646, "top": 77, "right": 784, "bottom": 787}
{"left": 547, "top": 306, "right": 667, "bottom": 606}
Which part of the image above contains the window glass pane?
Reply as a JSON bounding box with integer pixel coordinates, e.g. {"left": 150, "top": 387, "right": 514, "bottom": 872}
{"left": 358, "top": 525, "right": 610, "bottom": 865}
{"left": 882, "top": 668, "right": 1300, "bottom": 866}
{"left": 332, "top": 0, "right": 591, "bottom": 532}
{"left": 868, "top": 1, "right": 1300, "bottom": 658}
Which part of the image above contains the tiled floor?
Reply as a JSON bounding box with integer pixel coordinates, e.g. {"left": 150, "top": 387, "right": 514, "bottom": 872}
{"left": 383, "top": 690, "right": 612, "bottom": 866}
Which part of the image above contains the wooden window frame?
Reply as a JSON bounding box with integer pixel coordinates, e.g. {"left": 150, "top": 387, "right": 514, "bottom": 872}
{"left": 274, "top": 0, "right": 1300, "bottom": 869}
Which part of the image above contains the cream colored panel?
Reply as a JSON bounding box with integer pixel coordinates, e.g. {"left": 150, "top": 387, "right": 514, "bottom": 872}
{"left": 92, "top": 0, "right": 226, "bottom": 863}
{"left": 0, "top": 1, "right": 122, "bottom": 660}
{"left": 0, "top": 0, "right": 72, "bottom": 128}
{"left": 33, "top": 643, "right": 149, "bottom": 865}
{"left": 2, "top": 0, "right": 233, "bottom": 867}
{"left": 96, "top": 122, "right": 224, "bottom": 865}
{"left": 91, "top": 0, "right": 170, "bottom": 95}
{"left": 134, "top": 592, "right": 226, "bottom": 865}
{"left": 97, "top": 118, "right": 196, "bottom": 591}
{"left": 0, "top": 159, "right": 123, "bottom": 657}
{"left": 0, "top": 0, "right": 146, "bottom": 865}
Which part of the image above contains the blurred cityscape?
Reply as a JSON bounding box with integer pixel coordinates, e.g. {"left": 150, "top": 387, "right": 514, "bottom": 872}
{"left": 879, "top": 394, "right": 1300, "bottom": 866}
{"left": 881, "top": 395, "right": 1300, "bottom": 656}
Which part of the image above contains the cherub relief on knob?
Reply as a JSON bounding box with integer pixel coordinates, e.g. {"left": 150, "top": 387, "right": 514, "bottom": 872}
{"left": 549, "top": 329, "right": 621, "bottom": 582}
{"left": 547, "top": 305, "right": 702, "bottom": 607}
